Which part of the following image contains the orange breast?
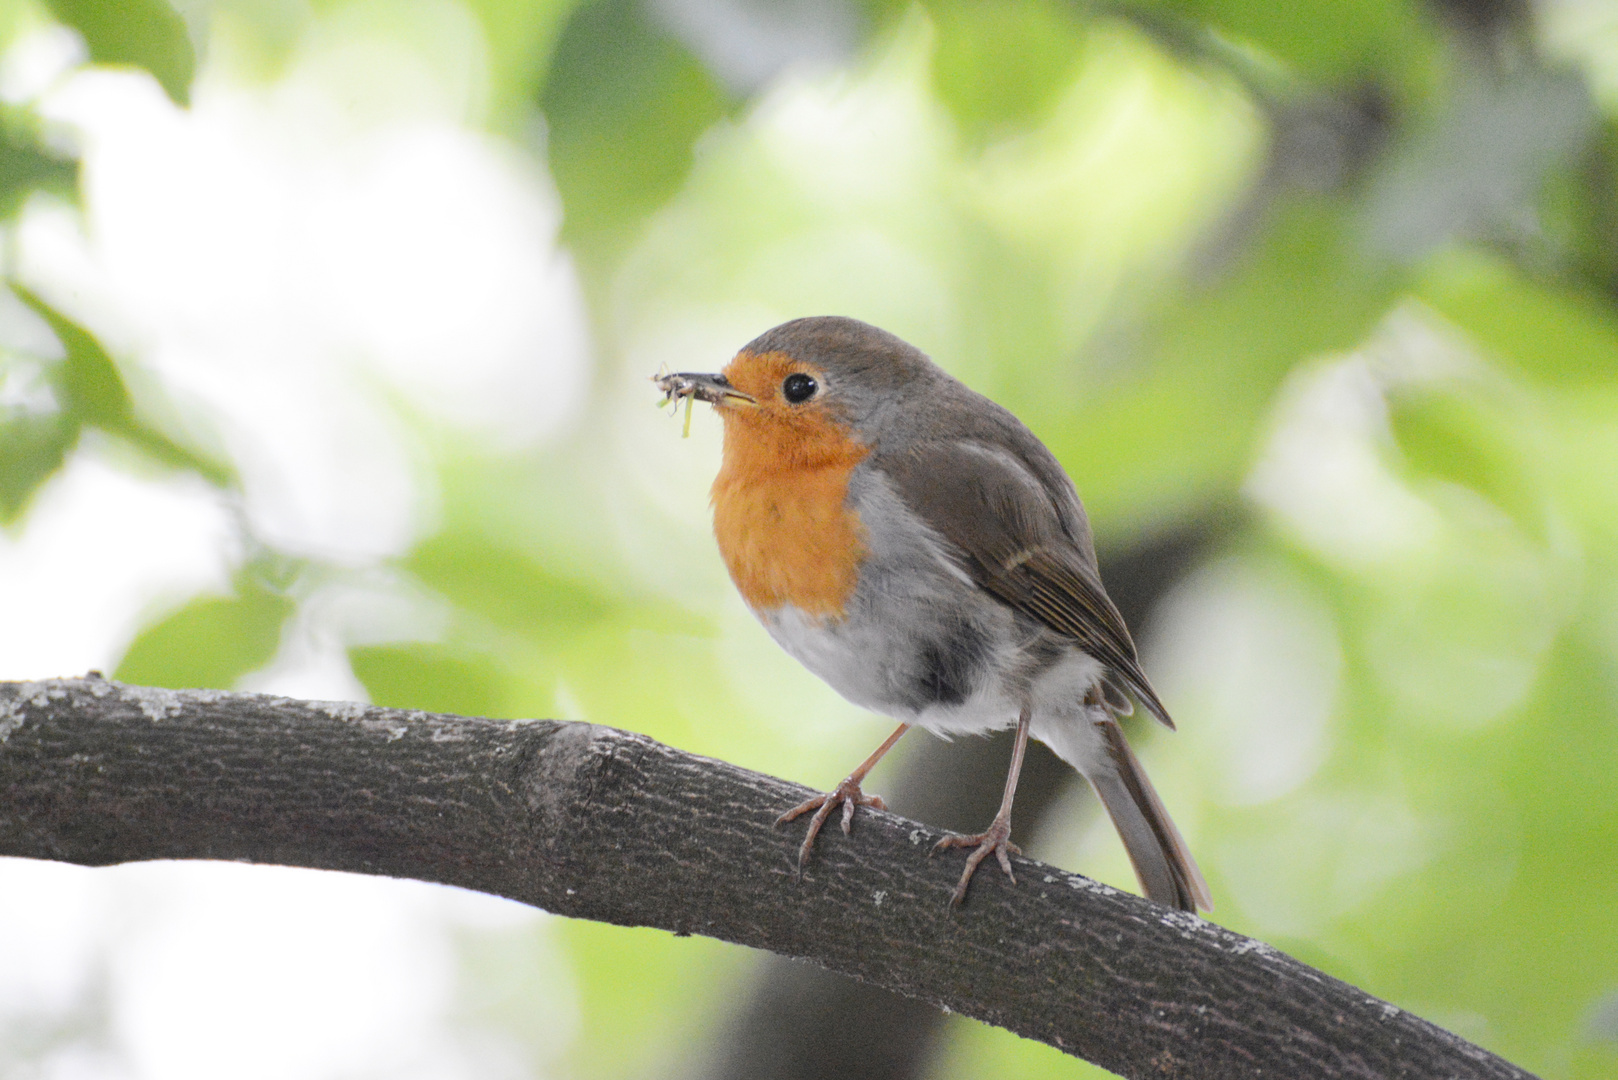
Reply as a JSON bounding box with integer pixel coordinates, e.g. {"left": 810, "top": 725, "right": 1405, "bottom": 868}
{"left": 710, "top": 356, "right": 870, "bottom": 619}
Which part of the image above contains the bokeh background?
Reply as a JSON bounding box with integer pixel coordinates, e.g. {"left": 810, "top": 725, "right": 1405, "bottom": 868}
{"left": 1, "top": 0, "right": 1616, "bottom": 1077}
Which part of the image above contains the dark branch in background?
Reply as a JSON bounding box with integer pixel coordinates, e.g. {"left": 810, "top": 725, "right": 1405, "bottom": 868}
{"left": 706, "top": 521, "right": 1227, "bottom": 1080}
{"left": 1, "top": 678, "right": 1535, "bottom": 1080}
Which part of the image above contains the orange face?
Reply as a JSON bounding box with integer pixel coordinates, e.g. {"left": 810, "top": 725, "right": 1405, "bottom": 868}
{"left": 709, "top": 350, "right": 870, "bottom": 619}
{"left": 713, "top": 351, "right": 839, "bottom": 453}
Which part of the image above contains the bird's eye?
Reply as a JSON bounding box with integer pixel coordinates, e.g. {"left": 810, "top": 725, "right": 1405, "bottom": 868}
{"left": 782, "top": 373, "right": 818, "bottom": 404}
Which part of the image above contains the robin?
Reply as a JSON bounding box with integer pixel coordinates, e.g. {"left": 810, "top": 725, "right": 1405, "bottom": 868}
{"left": 658, "top": 316, "right": 1211, "bottom": 911}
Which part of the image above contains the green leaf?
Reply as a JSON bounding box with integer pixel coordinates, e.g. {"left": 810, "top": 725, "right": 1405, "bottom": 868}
{"left": 44, "top": 0, "right": 195, "bottom": 107}
{"left": 556, "top": 921, "right": 741, "bottom": 1080}
{"left": 114, "top": 582, "right": 294, "bottom": 690}
{"left": 925, "top": 0, "right": 1086, "bottom": 146}
{"left": 1385, "top": 377, "right": 1551, "bottom": 543}
{"left": 0, "top": 408, "right": 77, "bottom": 523}
{"left": 541, "top": 0, "right": 731, "bottom": 267}
{"left": 408, "top": 530, "right": 621, "bottom": 637}
{"left": 11, "top": 284, "right": 233, "bottom": 485}
{"left": 1416, "top": 248, "right": 1618, "bottom": 385}
{"left": 349, "top": 642, "right": 508, "bottom": 718}
{"left": 13, "top": 283, "right": 136, "bottom": 432}
{"left": 1161, "top": 0, "right": 1435, "bottom": 90}
{"left": 0, "top": 121, "right": 78, "bottom": 220}
{"left": 460, "top": 0, "right": 582, "bottom": 130}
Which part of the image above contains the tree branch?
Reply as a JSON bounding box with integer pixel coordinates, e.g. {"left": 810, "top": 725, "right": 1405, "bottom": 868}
{"left": 709, "top": 521, "right": 1229, "bottom": 1080}
{"left": 0, "top": 677, "right": 1535, "bottom": 1080}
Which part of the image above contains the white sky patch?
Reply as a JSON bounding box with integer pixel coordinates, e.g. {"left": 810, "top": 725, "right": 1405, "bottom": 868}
{"left": 234, "top": 616, "right": 372, "bottom": 702}
{"left": 16, "top": 19, "right": 589, "bottom": 564}
{"left": 98, "top": 863, "right": 549, "bottom": 1080}
{"left": 110, "top": 864, "right": 446, "bottom": 1080}
{"left": 0, "top": 858, "right": 103, "bottom": 1019}
{"left": 0, "top": 447, "right": 236, "bottom": 681}
{"left": 0, "top": 22, "right": 84, "bottom": 105}
{"left": 0, "top": 859, "right": 559, "bottom": 1080}
{"left": 239, "top": 571, "right": 453, "bottom": 700}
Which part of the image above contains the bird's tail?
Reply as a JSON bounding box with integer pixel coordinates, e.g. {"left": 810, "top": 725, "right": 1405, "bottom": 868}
{"left": 1044, "top": 716, "right": 1212, "bottom": 913}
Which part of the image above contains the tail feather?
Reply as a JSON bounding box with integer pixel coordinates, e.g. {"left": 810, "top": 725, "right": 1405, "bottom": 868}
{"left": 1046, "top": 715, "right": 1211, "bottom": 913}
{"left": 1090, "top": 718, "right": 1211, "bottom": 912}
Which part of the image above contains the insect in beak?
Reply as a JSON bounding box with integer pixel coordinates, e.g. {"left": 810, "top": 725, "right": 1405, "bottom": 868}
{"left": 654, "top": 370, "right": 758, "bottom": 436}
{"left": 654, "top": 370, "right": 757, "bottom": 408}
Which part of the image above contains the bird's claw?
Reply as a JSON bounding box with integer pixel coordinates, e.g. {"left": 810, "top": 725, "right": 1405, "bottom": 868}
{"left": 778, "top": 778, "right": 886, "bottom": 872}
{"left": 932, "top": 817, "right": 1020, "bottom": 907}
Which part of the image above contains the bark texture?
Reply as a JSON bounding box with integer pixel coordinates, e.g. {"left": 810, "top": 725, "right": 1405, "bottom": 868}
{"left": 0, "top": 677, "right": 1536, "bottom": 1080}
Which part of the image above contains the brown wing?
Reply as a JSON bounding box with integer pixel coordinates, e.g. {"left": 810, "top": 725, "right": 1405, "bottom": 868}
{"left": 878, "top": 439, "right": 1175, "bottom": 729}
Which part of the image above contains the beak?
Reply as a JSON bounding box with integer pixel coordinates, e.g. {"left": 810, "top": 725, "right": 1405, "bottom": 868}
{"left": 654, "top": 371, "right": 757, "bottom": 408}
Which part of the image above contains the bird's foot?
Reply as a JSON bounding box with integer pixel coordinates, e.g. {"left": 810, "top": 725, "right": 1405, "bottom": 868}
{"left": 932, "top": 816, "right": 1020, "bottom": 907}
{"left": 777, "top": 777, "right": 887, "bottom": 872}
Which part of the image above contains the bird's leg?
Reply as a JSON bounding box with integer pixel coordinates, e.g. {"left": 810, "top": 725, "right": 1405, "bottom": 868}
{"left": 778, "top": 722, "right": 910, "bottom": 871}
{"left": 933, "top": 706, "right": 1031, "bottom": 906}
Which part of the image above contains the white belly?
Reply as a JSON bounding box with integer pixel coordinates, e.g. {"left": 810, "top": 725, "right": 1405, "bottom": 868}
{"left": 756, "top": 603, "right": 1104, "bottom": 740}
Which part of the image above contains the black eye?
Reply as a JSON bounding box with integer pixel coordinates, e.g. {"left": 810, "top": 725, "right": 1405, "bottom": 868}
{"left": 782, "top": 373, "right": 818, "bottom": 404}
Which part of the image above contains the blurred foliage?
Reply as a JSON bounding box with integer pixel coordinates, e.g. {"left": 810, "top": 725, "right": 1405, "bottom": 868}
{"left": 2, "top": 0, "right": 1617, "bottom": 1078}
{"left": 1167, "top": 0, "right": 1439, "bottom": 92}
{"left": 115, "top": 569, "right": 294, "bottom": 690}
{"left": 43, "top": 0, "right": 194, "bottom": 105}
{"left": 460, "top": 0, "right": 579, "bottom": 126}
{"left": 925, "top": 0, "right": 1088, "bottom": 145}
{"left": 541, "top": 0, "right": 732, "bottom": 269}
{"left": 0, "top": 116, "right": 75, "bottom": 219}
{"left": 1, "top": 284, "right": 229, "bottom": 521}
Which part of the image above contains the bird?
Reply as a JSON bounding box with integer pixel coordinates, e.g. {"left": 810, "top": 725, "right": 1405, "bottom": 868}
{"left": 657, "top": 316, "right": 1211, "bottom": 911}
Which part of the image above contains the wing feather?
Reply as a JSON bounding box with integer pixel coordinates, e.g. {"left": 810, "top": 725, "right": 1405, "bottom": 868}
{"left": 878, "top": 440, "right": 1174, "bottom": 728}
